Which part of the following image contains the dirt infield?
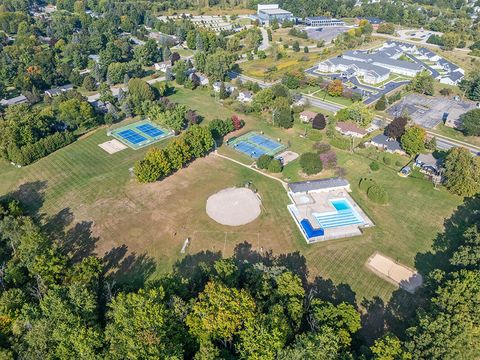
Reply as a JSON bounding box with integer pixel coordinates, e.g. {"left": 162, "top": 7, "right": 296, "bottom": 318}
{"left": 206, "top": 187, "right": 261, "bottom": 226}
{"left": 98, "top": 139, "right": 128, "bottom": 154}
{"left": 366, "top": 252, "right": 423, "bottom": 293}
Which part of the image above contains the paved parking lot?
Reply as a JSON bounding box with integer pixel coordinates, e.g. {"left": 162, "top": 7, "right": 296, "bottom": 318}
{"left": 387, "top": 94, "right": 477, "bottom": 129}
{"left": 305, "top": 26, "right": 350, "bottom": 43}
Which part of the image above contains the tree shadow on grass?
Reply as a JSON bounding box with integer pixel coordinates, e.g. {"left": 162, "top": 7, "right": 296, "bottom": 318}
{"left": 0, "top": 181, "right": 47, "bottom": 217}
{"left": 309, "top": 276, "right": 357, "bottom": 307}
{"left": 414, "top": 195, "right": 480, "bottom": 276}
{"left": 43, "top": 208, "right": 100, "bottom": 263}
{"left": 358, "top": 296, "right": 386, "bottom": 346}
{"left": 103, "top": 245, "right": 157, "bottom": 292}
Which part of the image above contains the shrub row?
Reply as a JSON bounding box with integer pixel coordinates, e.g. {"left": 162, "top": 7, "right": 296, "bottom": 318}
{"left": 7, "top": 131, "right": 75, "bottom": 166}
{"left": 134, "top": 125, "right": 215, "bottom": 183}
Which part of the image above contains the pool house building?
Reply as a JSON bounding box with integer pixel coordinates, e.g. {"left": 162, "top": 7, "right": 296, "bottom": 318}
{"left": 287, "top": 178, "right": 374, "bottom": 243}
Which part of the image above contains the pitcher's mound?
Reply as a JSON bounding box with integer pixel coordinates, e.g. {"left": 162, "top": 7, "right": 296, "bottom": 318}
{"left": 206, "top": 187, "right": 261, "bottom": 226}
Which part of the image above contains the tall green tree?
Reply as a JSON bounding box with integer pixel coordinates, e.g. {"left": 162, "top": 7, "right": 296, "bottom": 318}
{"left": 444, "top": 147, "right": 480, "bottom": 196}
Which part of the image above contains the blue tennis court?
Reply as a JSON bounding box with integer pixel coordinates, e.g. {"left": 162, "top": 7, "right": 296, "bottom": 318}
{"left": 229, "top": 131, "right": 286, "bottom": 159}
{"left": 249, "top": 135, "right": 283, "bottom": 151}
{"left": 234, "top": 141, "right": 266, "bottom": 159}
{"left": 136, "top": 124, "right": 165, "bottom": 138}
{"left": 110, "top": 120, "right": 173, "bottom": 150}
{"left": 118, "top": 129, "right": 147, "bottom": 145}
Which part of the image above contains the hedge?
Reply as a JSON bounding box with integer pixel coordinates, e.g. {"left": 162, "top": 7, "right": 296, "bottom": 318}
{"left": 7, "top": 131, "right": 76, "bottom": 166}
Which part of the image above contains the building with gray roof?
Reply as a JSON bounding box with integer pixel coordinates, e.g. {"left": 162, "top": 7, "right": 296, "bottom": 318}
{"left": 288, "top": 178, "right": 351, "bottom": 194}
{"left": 367, "top": 134, "right": 405, "bottom": 154}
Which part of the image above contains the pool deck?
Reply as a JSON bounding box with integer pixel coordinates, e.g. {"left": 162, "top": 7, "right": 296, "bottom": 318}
{"left": 288, "top": 189, "right": 374, "bottom": 243}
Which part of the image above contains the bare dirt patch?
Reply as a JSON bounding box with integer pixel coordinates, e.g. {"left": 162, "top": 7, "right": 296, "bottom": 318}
{"left": 98, "top": 139, "right": 127, "bottom": 154}
{"left": 366, "top": 252, "right": 423, "bottom": 293}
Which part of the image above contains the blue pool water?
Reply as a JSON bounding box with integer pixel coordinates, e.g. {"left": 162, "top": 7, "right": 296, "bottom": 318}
{"left": 313, "top": 198, "right": 364, "bottom": 229}
{"left": 300, "top": 219, "right": 325, "bottom": 238}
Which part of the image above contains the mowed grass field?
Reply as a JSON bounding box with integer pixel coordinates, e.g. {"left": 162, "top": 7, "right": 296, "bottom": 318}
{"left": 0, "top": 88, "right": 462, "bottom": 302}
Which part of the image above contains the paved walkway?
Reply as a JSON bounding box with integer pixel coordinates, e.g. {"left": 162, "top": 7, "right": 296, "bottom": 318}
{"left": 258, "top": 27, "right": 270, "bottom": 51}
{"left": 214, "top": 151, "right": 288, "bottom": 189}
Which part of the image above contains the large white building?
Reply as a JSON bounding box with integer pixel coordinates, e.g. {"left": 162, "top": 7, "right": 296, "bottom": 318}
{"left": 257, "top": 4, "right": 293, "bottom": 24}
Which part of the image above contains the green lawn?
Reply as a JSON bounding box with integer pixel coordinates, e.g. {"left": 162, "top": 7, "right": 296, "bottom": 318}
{"left": 0, "top": 87, "right": 463, "bottom": 303}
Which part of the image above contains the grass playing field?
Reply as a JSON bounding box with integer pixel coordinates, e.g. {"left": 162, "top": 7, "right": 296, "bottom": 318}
{"left": 0, "top": 88, "right": 462, "bottom": 302}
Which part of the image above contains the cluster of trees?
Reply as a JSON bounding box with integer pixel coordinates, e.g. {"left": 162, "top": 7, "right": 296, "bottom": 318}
{"left": 459, "top": 71, "right": 480, "bottom": 102}
{"left": 460, "top": 108, "right": 480, "bottom": 136}
{"left": 256, "top": 154, "right": 283, "bottom": 173}
{"left": 251, "top": 84, "right": 294, "bottom": 128}
{"left": 407, "top": 71, "right": 435, "bottom": 96}
{"left": 287, "top": 28, "right": 308, "bottom": 39}
{"left": 443, "top": 147, "right": 480, "bottom": 196}
{"left": 335, "top": 19, "right": 373, "bottom": 49}
{"left": 336, "top": 102, "right": 375, "bottom": 127}
{"left": 0, "top": 91, "right": 98, "bottom": 165}
{"left": 134, "top": 125, "right": 215, "bottom": 183}
{"left": 193, "top": 49, "right": 237, "bottom": 82}
{"left": 208, "top": 115, "right": 244, "bottom": 140}
{"left": 376, "top": 22, "right": 396, "bottom": 35}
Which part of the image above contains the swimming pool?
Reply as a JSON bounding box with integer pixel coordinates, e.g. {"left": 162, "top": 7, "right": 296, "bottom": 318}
{"left": 313, "top": 198, "right": 364, "bottom": 229}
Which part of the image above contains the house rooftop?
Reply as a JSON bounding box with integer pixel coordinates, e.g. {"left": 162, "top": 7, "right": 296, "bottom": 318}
{"left": 336, "top": 121, "right": 367, "bottom": 135}
{"left": 0, "top": 95, "right": 28, "bottom": 106}
{"left": 416, "top": 153, "right": 442, "bottom": 169}
{"left": 371, "top": 134, "right": 403, "bottom": 152}
{"left": 288, "top": 178, "right": 350, "bottom": 193}
{"left": 300, "top": 110, "right": 317, "bottom": 119}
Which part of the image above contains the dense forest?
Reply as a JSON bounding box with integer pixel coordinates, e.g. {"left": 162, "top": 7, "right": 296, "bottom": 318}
{"left": 0, "top": 188, "right": 478, "bottom": 358}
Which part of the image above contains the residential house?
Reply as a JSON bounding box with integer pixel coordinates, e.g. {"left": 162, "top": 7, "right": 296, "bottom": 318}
{"left": 0, "top": 95, "right": 28, "bottom": 107}
{"left": 414, "top": 153, "right": 442, "bottom": 176}
{"left": 357, "top": 17, "right": 384, "bottom": 30}
{"left": 44, "top": 84, "right": 74, "bottom": 97}
{"left": 335, "top": 122, "right": 367, "bottom": 138}
{"left": 367, "top": 134, "right": 406, "bottom": 155}
{"left": 88, "top": 54, "right": 100, "bottom": 64}
{"left": 154, "top": 61, "right": 171, "bottom": 72}
{"left": 191, "top": 73, "right": 209, "bottom": 86}
{"left": 213, "top": 81, "right": 235, "bottom": 93}
{"left": 299, "top": 110, "right": 317, "bottom": 122}
{"left": 237, "top": 90, "right": 254, "bottom": 103}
